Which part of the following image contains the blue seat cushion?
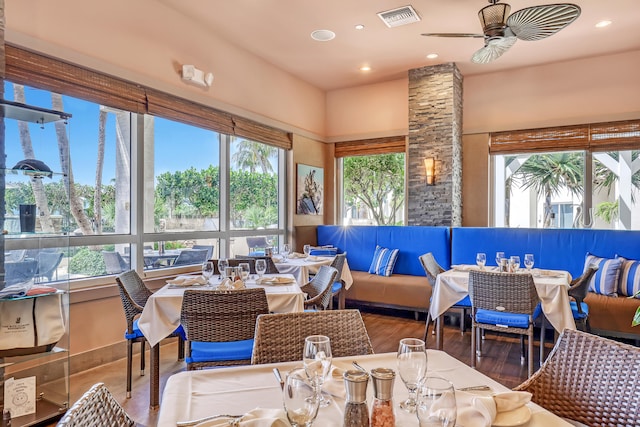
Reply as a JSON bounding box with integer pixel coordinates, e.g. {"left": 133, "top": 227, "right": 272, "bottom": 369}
{"left": 570, "top": 301, "right": 589, "bottom": 320}
{"left": 475, "top": 305, "right": 540, "bottom": 329}
{"left": 331, "top": 281, "right": 342, "bottom": 294}
{"left": 124, "top": 319, "right": 145, "bottom": 340}
{"left": 454, "top": 295, "right": 471, "bottom": 307}
{"left": 310, "top": 248, "right": 338, "bottom": 256}
{"left": 186, "top": 339, "right": 254, "bottom": 364}
{"left": 173, "top": 324, "right": 186, "bottom": 340}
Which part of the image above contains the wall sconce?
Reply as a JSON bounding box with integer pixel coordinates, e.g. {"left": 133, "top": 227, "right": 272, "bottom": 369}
{"left": 424, "top": 157, "right": 435, "bottom": 185}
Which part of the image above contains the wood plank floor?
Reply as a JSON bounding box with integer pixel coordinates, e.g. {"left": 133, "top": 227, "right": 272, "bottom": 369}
{"left": 51, "top": 307, "right": 543, "bottom": 427}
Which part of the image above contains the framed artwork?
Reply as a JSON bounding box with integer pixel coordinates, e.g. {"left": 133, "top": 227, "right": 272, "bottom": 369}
{"left": 296, "top": 163, "right": 324, "bottom": 215}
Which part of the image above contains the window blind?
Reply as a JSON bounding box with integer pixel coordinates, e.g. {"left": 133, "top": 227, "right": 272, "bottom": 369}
{"left": 334, "top": 136, "right": 406, "bottom": 158}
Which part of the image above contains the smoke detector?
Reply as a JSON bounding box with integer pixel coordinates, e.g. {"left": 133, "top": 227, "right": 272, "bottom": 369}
{"left": 377, "top": 5, "right": 421, "bottom": 28}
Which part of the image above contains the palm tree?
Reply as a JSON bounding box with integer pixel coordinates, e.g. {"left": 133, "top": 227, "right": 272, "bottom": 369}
{"left": 94, "top": 107, "right": 107, "bottom": 233}
{"left": 515, "top": 153, "right": 584, "bottom": 228}
{"left": 231, "top": 138, "right": 276, "bottom": 174}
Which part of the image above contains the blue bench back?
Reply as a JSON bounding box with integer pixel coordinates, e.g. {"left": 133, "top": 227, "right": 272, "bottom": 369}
{"left": 451, "top": 227, "right": 640, "bottom": 278}
{"left": 317, "top": 225, "right": 451, "bottom": 275}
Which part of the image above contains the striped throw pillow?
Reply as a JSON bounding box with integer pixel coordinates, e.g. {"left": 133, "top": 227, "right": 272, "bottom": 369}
{"left": 368, "top": 245, "right": 399, "bottom": 277}
{"left": 616, "top": 256, "right": 640, "bottom": 298}
{"left": 584, "top": 253, "right": 621, "bottom": 296}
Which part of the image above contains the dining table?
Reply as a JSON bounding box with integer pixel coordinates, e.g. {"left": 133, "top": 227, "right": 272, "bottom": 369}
{"left": 274, "top": 255, "right": 354, "bottom": 289}
{"left": 430, "top": 266, "right": 576, "bottom": 350}
{"left": 137, "top": 273, "right": 304, "bottom": 409}
{"left": 157, "top": 350, "right": 575, "bottom": 427}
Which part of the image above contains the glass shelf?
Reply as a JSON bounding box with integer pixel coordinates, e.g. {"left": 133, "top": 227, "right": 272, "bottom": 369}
{"left": 0, "top": 99, "right": 71, "bottom": 124}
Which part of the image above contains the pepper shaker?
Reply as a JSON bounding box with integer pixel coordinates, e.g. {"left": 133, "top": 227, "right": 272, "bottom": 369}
{"left": 343, "top": 369, "right": 370, "bottom": 427}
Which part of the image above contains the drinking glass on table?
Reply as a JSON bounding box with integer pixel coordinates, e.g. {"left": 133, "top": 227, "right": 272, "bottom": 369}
{"left": 255, "top": 259, "right": 267, "bottom": 279}
{"left": 475, "top": 253, "right": 486, "bottom": 270}
{"left": 303, "top": 244, "right": 311, "bottom": 259}
{"left": 282, "top": 367, "right": 319, "bottom": 427}
{"left": 495, "top": 251, "right": 505, "bottom": 267}
{"left": 416, "top": 377, "right": 457, "bottom": 427}
{"left": 510, "top": 255, "right": 521, "bottom": 273}
{"left": 524, "top": 253, "right": 535, "bottom": 271}
{"left": 238, "top": 262, "right": 251, "bottom": 282}
{"left": 202, "top": 261, "right": 215, "bottom": 284}
{"left": 282, "top": 243, "right": 291, "bottom": 261}
{"left": 397, "top": 338, "right": 428, "bottom": 413}
{"left": 217, "top": 258, "right": 229, "bottom": 279}
{"left": 303, "top": 335, "right": 333, "bottom": 408}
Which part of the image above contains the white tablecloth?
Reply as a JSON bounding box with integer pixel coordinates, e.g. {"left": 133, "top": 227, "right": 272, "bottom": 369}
{"left": 157, "top": 351, "right": 573, "bottom": 427}
{"left": 138, "top": 274, "right": 304, "bottom": 347}
{"left": 275, "top": 256, "right": 354, "bottom": 289}
{"left": 430, "top": 267, "right": 576, "bottom": 333}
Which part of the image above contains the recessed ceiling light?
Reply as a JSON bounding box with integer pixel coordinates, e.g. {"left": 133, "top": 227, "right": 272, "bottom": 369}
{"left": 595, "top": 20, "right": 612, "bottom": 28}
{"left": 355, "top": 24, "right": 365, "bottom": 30}
{"left": 426, "top": 53, "right": 439, "bottom": 59}
{"left": 360, "top": 65, "right": 371, "bottom": 72}
{"left": 310, "top": 29, "right": 336, "bottom": 41}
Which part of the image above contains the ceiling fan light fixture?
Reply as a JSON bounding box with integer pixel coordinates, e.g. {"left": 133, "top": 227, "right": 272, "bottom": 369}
{"left": 478, "top": 2, "right": 511, "bottom": 35}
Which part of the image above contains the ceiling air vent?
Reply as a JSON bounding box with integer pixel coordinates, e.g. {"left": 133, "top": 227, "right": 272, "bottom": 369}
{"left": 377, "top": 5, "right": 421, "bottom": 28}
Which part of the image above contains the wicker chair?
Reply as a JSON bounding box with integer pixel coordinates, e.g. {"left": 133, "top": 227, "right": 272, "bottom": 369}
{"left": 469, "top": 270, "right": 541, "bottom": 377}
{"left": 236, "top": 255, "right": 280, "bottom": 274}
{"left": 515, "top": 328, "right": 640, "bottom": 427}
{"left": 210, "top": 258, "right": 257, "bottom": 275}
{"left": 300, "top": 265, "right": 338, "bottom": 311}
{"left": 116, "top": 270, "right": 184, "bottom": 398}
{"left": 251, "top": 309, "right": 374, "bottom": 364}
{"left": 329, "top": 253, "right": 347, "bottom": 310}
{"left": 419, "top": 253, "right": 471, "bottom": 341}
{"left": 56, "top": 383, "right": 136, "bottom": 427}
{"left": 180, "top": 288, "right": 269, "bottom": 370}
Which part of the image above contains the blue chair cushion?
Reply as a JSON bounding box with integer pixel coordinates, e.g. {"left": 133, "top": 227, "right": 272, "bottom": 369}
{"left": 475, "top": 305, "right": 541, "bottom": 329}
{"left": 454, "top": 295, "right": 472, "bottom": 307}
{"left": 310, "top": 248, "right": 338, "bottom": 256}
{"left": 570, "top": 301, "right": 589, "bottom": 320}
{"left": 173, "top": 324, "right": 186, "bottom": 340}
{"left": 616, "top": 256, "right": 640, "bottom": 298}
{"left": 368, "top": 245, "right": 399, "bottom": 277}
{"left": 186, "top": 339, "right": 254, "bottom": 364}
{"left": 584, "top": 253, "right": 621, "bottom": 296}
{"left": 124, "top": 319, "right": 145, "bottom": 340}
{"left": 331, "top": 281, "right": 342, "bottom": 294}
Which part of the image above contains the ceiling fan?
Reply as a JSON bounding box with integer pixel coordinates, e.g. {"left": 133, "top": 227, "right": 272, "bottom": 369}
{"left": 422, "top": 1, "right": 581, "bottom": 64}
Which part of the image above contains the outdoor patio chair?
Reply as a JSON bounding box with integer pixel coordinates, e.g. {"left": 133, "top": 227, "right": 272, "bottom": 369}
{"left": 192, "top": 244, "right": 214, "bottom": 260}
{"left": 172, "top": 249, "right": 209, "bottom": 266}
{"left": 35, "top": 251, "right": 64, "bottom": 282}
{"left": 251, "top": 309, "right": 374, "bottom": 364}
{"left": 56, "top": 382, "right": 136, "bottom": 427}
{"left": 102, "top": 251, "right": 130, "bottom": 274}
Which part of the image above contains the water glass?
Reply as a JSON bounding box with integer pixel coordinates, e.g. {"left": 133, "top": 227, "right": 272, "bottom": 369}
{"left": 238, "top": 262, "right": 251, "bottom": 282}
{"left": 303, "top": 335, "right": 333, "bottom": 407}
{"left": 217, "top": 258, "right": 229, "bottom": 279}
{"left": 416, "top": 377, "right": 457, "bottom": 427}
{"left": 397, "top": 338, "right": 428, "bottom": 413}
{"left": 282, "top": 368, "right": 319, "bottom": 427}
{"left": 202, "top": 261, "right": 215, "bottom": 284}
{"left": 524, "top": 253, "right": 535, "bottom": 270}
{"left": 476, "top": 253, "right": 486, "bottom": 269}
{"left": 282, "top": 243, "right": 291, "bottom": 261}
{"left": 255, "top": 259, "right": 267, "bottom": 278}
{"left": 510, "top": 255, "right": 521, "bottom": 273}
{"left": 303, "top": 244, "right": 311, "bottom": 258}
{"left": 495, "top": 251, "right": 505, "bottom": 267}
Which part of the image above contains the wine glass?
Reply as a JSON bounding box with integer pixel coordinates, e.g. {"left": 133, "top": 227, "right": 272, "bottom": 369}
{"left": 202, "top": 261, "right": 215, "bottom": 284}
{"left": 282, "top": 243, "right": 291, "bottom": 261}
{"left": 397, "top": 338, "right": 428, "bottom": 413}
{"left": 416, "top": 377, "right": 457, "bottom": 427}
{"left": 303, "top": 335, "right": 332, "bottom": 408}
{"left": 475, "top": 253, "right": 486, "bottom": 270}
{"left": 495, "top": 251, "right": 505, "bottom": 267}
{"left": 238, "top": 262, "right": 251, "bottom": 282}
{"left": 524, "top": 253, "right": 535, "bottom": 271}
{"left": 255, "top": 259, "right": 267, "bottom": 279}
{"left": 217, "top": 258, "right": 229, "bottom": 279}
{"left": 303, "top": 244, "right": 311, "bottom": 259}
{"left": 282, "top": 367, "right": 319, "bottom": 427}
{"left": 510, "top": 255, "right": 521, "bottom": 273}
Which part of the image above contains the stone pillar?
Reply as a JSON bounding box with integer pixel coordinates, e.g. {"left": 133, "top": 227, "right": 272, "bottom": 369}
{"left": 407, "top": 63, "right": 462, "bottom": 226}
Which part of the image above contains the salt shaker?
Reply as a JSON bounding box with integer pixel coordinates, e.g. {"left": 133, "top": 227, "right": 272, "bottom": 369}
{"left": 343, "top": 369, "right": 370, "bottom": 427}
{"left": 370, "top": 368, "right": 395, "bottom": 427}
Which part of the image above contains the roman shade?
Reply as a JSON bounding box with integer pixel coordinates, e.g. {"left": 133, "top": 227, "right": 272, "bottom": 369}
{"left": 334, "top": 135, "right": 406, "bottom": 157}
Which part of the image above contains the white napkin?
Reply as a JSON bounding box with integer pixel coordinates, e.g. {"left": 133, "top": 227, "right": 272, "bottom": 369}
{"left": 288, "top": 252, "right": 306, "bottom": 259}
{"left": 168, "top": 276, "right": 207, "bottom": 287}
{"left": 456, "top": 391, "right": 532, "bottom": 427}
{"left": 194, "top": 408, "right": 288, "bottom": 427}
{"left": 323, "top": 363, "right": 348, "bottom": 398}
{"left": 451, "top": 265, "right": 480, "bottom": 272}
{"left": 216, "top": 278, "right": 245, "bottom": 290}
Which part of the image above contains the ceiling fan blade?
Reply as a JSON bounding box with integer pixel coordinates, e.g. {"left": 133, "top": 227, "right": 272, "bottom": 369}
{"left": 421, "top": 33, "right": 485, "bottom": 38}
{"left": 507, "top": 3, "right": 581, "bottom": 41}
{"left": 471, "top": 36, "right": 517, "bottom": 64}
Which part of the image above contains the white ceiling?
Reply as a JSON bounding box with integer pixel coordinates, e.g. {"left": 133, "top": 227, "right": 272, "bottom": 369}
{"left": 158, "top": 0, "right": 640, "bottom": 91}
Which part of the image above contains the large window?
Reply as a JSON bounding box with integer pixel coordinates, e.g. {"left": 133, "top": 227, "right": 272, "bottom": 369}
{"left": 492, "top": 121, "right": 640, "bottom": 230}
